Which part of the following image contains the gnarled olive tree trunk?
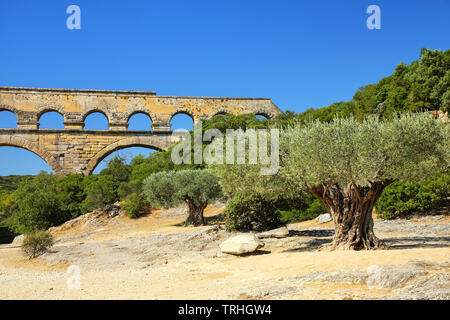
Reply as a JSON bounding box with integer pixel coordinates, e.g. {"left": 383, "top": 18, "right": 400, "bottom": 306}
{"left": 308, "top": 180, "right": 391, "bottom": 250}
{"left": 183, "top": 197, "right": 207, "bottom": 226}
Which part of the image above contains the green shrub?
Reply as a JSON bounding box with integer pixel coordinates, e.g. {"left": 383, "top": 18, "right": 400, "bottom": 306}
{"left": 21, "top": 230, "right": 54, "bottom": 259}
{"left": 55, "top": 174, "right": 85, "bottom": 219}
{"left": 7, "top": 174, "right": 71, "bottom": 234}
{"left": 280, "top": 198, "right": 326, "bottom": 223}
{"left": 118, "top": 180, "right": 141, "bottom": 200}
{"left": 81, "top": 175, "right": 119, "bottom": 213}
{"left": 224, "top": 191, "right": 321, "bottom": 231}
{"left": 99, "top": 156, "right": 131, "bottom": 183}
{"left": 224, "top": 193, "right": 283, "bottom": 232}
{"left": 123, "top": 193, "right": 145, "bottom": 218}
{"left": 376, "top": 171, "right": 450, "bottom": 219}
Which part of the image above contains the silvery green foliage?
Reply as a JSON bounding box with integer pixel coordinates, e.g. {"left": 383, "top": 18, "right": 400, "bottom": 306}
{"left": 213, "top": 160, "right": 287, "bottom": 197}
{"left": 281, "top": 113, "right": 448, "bottom": 187}
{"left": 210, "top": 130, "right": 289, "bottom": 198}
{"left": 142, "top": 169, "right": 222, "bottom": 208}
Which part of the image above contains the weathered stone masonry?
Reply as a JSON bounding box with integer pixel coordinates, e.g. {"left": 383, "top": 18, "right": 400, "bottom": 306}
{"left": 0, "top": 87, "right": 281, "bottom": 175}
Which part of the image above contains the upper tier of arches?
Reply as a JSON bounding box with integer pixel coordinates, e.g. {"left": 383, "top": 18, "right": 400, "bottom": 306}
{"left": 0, "top": 88, "right": 280, "bottom": 131}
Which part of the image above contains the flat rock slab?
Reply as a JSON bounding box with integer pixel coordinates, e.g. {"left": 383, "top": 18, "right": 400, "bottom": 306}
{"left": 220, "top": 234, "right": 265, "bottom": 255}
{"left": 256, "top": 226, "right": 290, "bottom": 239}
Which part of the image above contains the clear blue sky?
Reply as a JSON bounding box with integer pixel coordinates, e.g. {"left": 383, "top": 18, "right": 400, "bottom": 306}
{"left": 0, "top": 0, "right": 449, "bottom": 175}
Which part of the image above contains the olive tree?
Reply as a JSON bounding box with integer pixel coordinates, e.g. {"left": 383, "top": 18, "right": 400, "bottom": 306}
{"left": 212, "top": 113, "right": 448, "bottom": 250}
{"left": 142, "top": 169, "right": 222, "bottom": 226}
{"left": 282, "top": 113, "right": 448, "bottom": 250}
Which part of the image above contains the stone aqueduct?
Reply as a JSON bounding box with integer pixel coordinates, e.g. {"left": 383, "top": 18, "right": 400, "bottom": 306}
{"left": 0, "top": 87, "right": 281, "bottom": 175}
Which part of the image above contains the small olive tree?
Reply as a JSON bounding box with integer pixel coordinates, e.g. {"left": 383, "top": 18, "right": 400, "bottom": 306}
{"left": 282, "top": 113, "right": 448, "bottom": 250}
{"left": 142, "top": 169, "right": 222, "bottom": 226}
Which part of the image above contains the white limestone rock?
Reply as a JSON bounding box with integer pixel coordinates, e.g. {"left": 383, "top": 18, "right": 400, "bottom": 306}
{"left": 220, "top": 234, "right": 265, "bottom": 255}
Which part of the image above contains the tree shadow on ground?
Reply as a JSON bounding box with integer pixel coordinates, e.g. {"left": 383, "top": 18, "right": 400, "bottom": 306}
{"left": 236, "top": 250, "right": 272, "bottom": 257}
{"left": 171, "top": 213, "right": 226, "bottom": 227}
{"left": 282, "top": 238, "right": 333, "bottom": 253}
{"left": 205, "top": 213, "right": 225, "bottom": 225}
{"left": 280, "top": 233, "right": 450, "bottom": 252}
{"left": 289, "top": 229, "right": 334, "bottom": 237}
{"left": 382, "top": 236, "right": 450, "bottom": 250}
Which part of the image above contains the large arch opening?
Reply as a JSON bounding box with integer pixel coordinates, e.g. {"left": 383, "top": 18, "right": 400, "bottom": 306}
{"left": 38, "top": 111, "right": 65, "bottom": 129}
{"left": 255, "top": 113, "right": 269, "bottom": 120}
{"left": 90, "top": 145, "right": 164, "bottom": 175}
{"left": 0, "top": 146, "right": 53, "bottom": 176}
{"left": 84, "top": 111, "right": 109, "bottom": 130}
{"left": 0, "top": 145, "right": 56, "bottom": 244}
{"left": 128, "top": 112, "right": 152, "bottom": 131}
{"left": 0, "top": 136, "right": 62, "bottom": 175}
{"left": 0, "top": 111, "right": 18, "bottom": 128}
{"left": 170, "top": 112, "right": 194, "bottom": 131}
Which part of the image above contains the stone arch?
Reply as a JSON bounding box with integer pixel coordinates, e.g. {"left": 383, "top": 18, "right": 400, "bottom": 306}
{"left": 126, "top": 111, "right": 154, "bottom": 131}
{"left": 82, "top": 109, "right": 111, "bottom": 129}
{"left": 0, "top": 105, "right": 19, "bottom": 128}
{"left": 208, "top": 108, "right": 234, "bottom": 119}
{"left": 125, "top": 107, "right": 155, "bottom": 123}
{"left": 0, "top": 104, "right": 19, "bottom": 114}
{"left": 84, "top": 136, "right": 168, "bottom": 175}
{"left": 36, "top": 105, "right": 66, "bottom": 120}
{"left": 169, "top": 108, "right": 196, "bottom": 131}
{"left": 37, "top": 109, "right": 65, "bottom": 129}
{"left": 0, "top": 135, "right": 63, "bottom": 174}
{"left": 82, "top": 109, "right": 111, "bottom": 123}
{"left": 254, "top": 110, "right": 274, "bottom": 119}
{"left": 169, "top": 108, "right": 196, "bottom": 121}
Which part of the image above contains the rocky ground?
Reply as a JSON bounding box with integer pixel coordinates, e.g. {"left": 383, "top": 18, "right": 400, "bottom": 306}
{"left": 0, "top": 204, "right": 448, "bottom": 300}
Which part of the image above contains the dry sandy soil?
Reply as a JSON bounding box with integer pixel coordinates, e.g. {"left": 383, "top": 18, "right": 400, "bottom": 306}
{"left": 0, "top": 204, "right": 449, "bottom": 300}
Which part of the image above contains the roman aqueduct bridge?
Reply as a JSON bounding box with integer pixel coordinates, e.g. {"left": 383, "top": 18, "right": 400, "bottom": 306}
{"left": 0, "top": 87, "right": 281, "bottom": 175}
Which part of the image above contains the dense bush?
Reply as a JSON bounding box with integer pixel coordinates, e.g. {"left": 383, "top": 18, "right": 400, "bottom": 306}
{"left": 0, "top": 175, "right": 31, "bottom": 193}
{"left": 7, "top": 174, "right": 71, "bottom": 234}
{"left": 0, "top": 188, "right": 17, "bottom": 227}
{"left": 123, "top": 193, "right": 145, "bottom": 218}
{"left": 280, "top": 198, "right": 326, "bottom": 224}
{"left": 224, "top": 193, "right": 283, "bottom": 232}
{"left": 81, "top": 175, "right": 120, "bottom": 213}
{"left": 21, "top": 230, "right": 54, "bottom": 259}
{"left": 225, "top": 192, "right": 326, "bottom": 231}
{"left": 118, "top": 180, "right": 140, "bottom": 200}
{"left": 376, "top": 171, "right": 450, "bottom": 219}
{"left": 55, "top": 174, "right": 85, "bottom": 218}
{"left": 100, "top": 156, "right": 131, "bottom": 183}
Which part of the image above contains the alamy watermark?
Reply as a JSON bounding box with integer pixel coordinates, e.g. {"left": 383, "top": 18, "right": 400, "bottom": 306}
{"left": 64, "top": 5, "right": 379, "bottom": 31}
{"left": 366, "top": 5, "right": 381, "bottom": 30}
{"left": 67, "top": 265, "right": 81, "bottom": 290}
{"left": 366, "top": 265, "right": 383, "bottom": 289}
{"left": 66, "top": 5, "right": 81, "bottom": 30}
{"left": 171, "top": 123, "right": 279, "bottom": 175}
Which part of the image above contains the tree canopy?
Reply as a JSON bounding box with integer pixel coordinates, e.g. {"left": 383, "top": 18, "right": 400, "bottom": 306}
{"left": 281, "top": 113, "right": 448, "bottom": 188}
{"left": 142, "top": 169, "right": 222, "bottom": 226}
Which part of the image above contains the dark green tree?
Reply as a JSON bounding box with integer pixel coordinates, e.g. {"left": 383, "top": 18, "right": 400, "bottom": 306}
{"left": 8, "top": 174, "right": 71, "bottom": 233}
{"left": 81, "top": 175, "right": 120, "bottom": 212}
